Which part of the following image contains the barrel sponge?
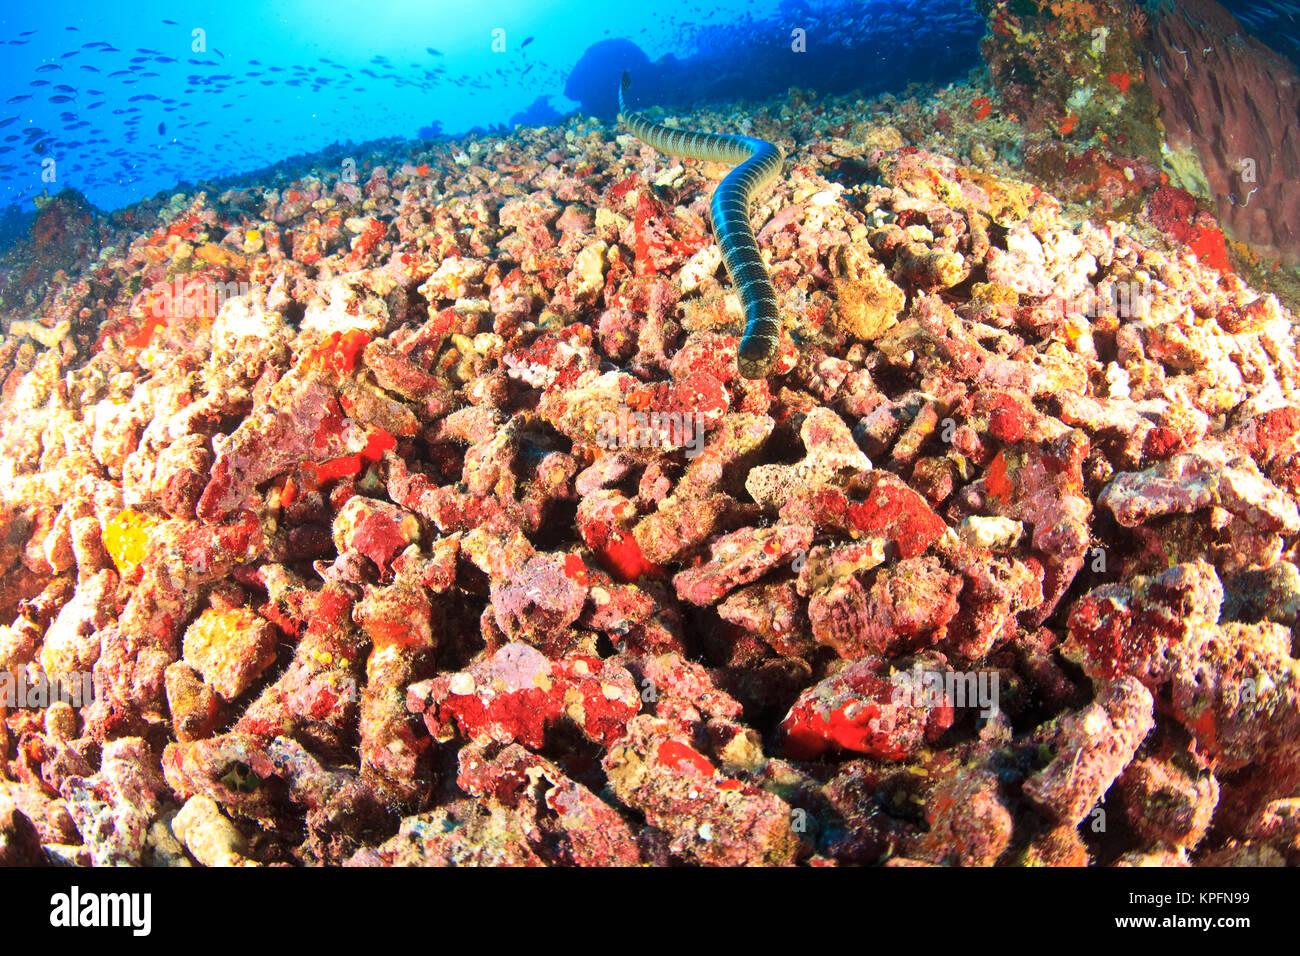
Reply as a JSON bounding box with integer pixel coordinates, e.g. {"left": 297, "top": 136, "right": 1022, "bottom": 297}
{"left": 1147, "top": 0, "right": 1300, "bottom": 264}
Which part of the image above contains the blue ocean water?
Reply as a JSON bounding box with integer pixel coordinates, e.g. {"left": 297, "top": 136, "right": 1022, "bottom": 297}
{"left": 2, "top": 0, "right": 1298, "bottom": 232}
{"left": 1221, "top": 0, "right": 1300, "bottom": 65}
{"left": 0, "top": 0, "right": 984, "bottom": 221}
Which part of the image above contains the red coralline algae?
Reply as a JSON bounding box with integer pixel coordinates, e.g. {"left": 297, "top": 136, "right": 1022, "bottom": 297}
{"left": 305, "top": 330, "right": 371, "bottom": 376}
{"left": 656, "top": 739, "right": 718, "bottom": 777}
{"left": 1147, "top": 185, "right": 1235, "bottom": 274}
{"left": 575, "top": 489, "right": 663, "bottom": 583}
{"left": 847, "top": 473, "right": 947, "bottom": 560}
{"left": 1147, "top": 184, "right": 1200, "bottom": 242}
{"left": 408, "top": 642, "right": 641, "bottom": 750}
{"left": 780, "top": 655, "right": 955, "bottom": 760}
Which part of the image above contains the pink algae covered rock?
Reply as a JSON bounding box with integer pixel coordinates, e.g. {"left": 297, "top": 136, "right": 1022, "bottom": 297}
{"left": 631, "top": 651, "right": 744, "bottom": 736}
{"left": 1022, "top": 677, "right": 1155, "bottom": 826}
{"left": 60, "top": 738, "right": 170, "bottom": 867}
{"left": 1170, "top": 622, "right": 1300, "bottom": 774}
{"left": 856, "top": 555, "right": 964, "bottom": 657}
{"left": 1117, "top": 757, "right": 1219, "bottom": 850}
{"left": 407, "top": 642, "right": 641, "bottom": 749}
{"left": 717, "top": 580, "right": 813, "bottom": 657}
{"left": 1066, "top": 560, "right": 1223, "bottom": 686}
{"left": 355, "top": 579, "right": 439, "bottom": 802}
{"left": 331, "top": 495, "right": 420, "bottom": 577}
{"left": 603, "top": 716, "right": 801, "bottom": 866}
{"left": 198, "top": 377, "right": 360, "bottom": 522}
{"left": 232, "top": 581, "right": 367, "bottom": 758}
{"left": 490, "top": 552, "right": 589, "bottom": 644}
{"left": 1101, "top": 452, "right": 1300, "bottom": 534}
{"left": 779, "top": 655, "right": 955, "bottom": 761}
{"left": 914, "top": 766, "right": 1014, "bottom": 866}
{"left": 163, "top": 732, "right": 387, "bottom": 862}
{"left": 345, "top": 799, "right": 545, "bottom": 867}
{"left": 745, "top": 406, "right": 872, "bottom": 510}
{"left": 673, "top": 523, "right": 814, "bottom": 606}
{"left": 456, "top": 743, "right": 640, "bottom": 866}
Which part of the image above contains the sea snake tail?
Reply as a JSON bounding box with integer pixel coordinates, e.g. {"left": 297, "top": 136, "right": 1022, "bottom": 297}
{"left": 617, "top": 72, "right": 785, "bottom": 379}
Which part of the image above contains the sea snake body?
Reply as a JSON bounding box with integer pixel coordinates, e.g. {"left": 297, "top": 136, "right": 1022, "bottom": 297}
{"left": 617, "top": 72, "right": 784, "bottom": 379}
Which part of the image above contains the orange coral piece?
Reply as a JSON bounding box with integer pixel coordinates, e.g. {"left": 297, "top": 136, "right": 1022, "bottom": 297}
{"left": 194, "top": 243, "right": 247, "bottom": 270}
{"left": 306, "top": 455, "right": 362, "bottom": 484}
{"left": 183, "top": 606, "right": 278, "bottom": 700}
{"left": 359, "top": 428, "right": 396, "bottom": 463}
{"left": 102, "top": 509, "right": 162, "bottom": 578}
{"left": 305, "top": 329, "right": 371, "bottom": 376}
{"left": 152, "top": 210, "right": 201, "bottom": 243}
{"left": 303, "top": 428, "right": 393, "bottom": 485}
{"left": 1047, "top": 0, "right": 1102, "bottom": 32}
{"left": 657, "top": 740, "right": 716, "bottom": 777}
{"left": 563, "top": 553, "right": 589, "bottom": 586}
{"left": 986, "top": 450, "right": 1013, "bottom": 502}
{"left": 123, "top": 314, "right": 168, "bottom": 349}
{"left": 186, "top": 606, "right": 260, "bottom": 648}
{"left": 1189, "top": 223, "right": 1233, "bottom": 274}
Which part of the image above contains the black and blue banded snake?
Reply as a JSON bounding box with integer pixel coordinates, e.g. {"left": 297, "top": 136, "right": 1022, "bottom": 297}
{"left": 617, "top": 72, "right": 785, "bottom": 379}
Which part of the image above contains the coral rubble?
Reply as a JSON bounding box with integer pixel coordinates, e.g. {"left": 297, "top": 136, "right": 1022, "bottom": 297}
{"left": 1, "top": 51, "right": 1300, "bottom": 867}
